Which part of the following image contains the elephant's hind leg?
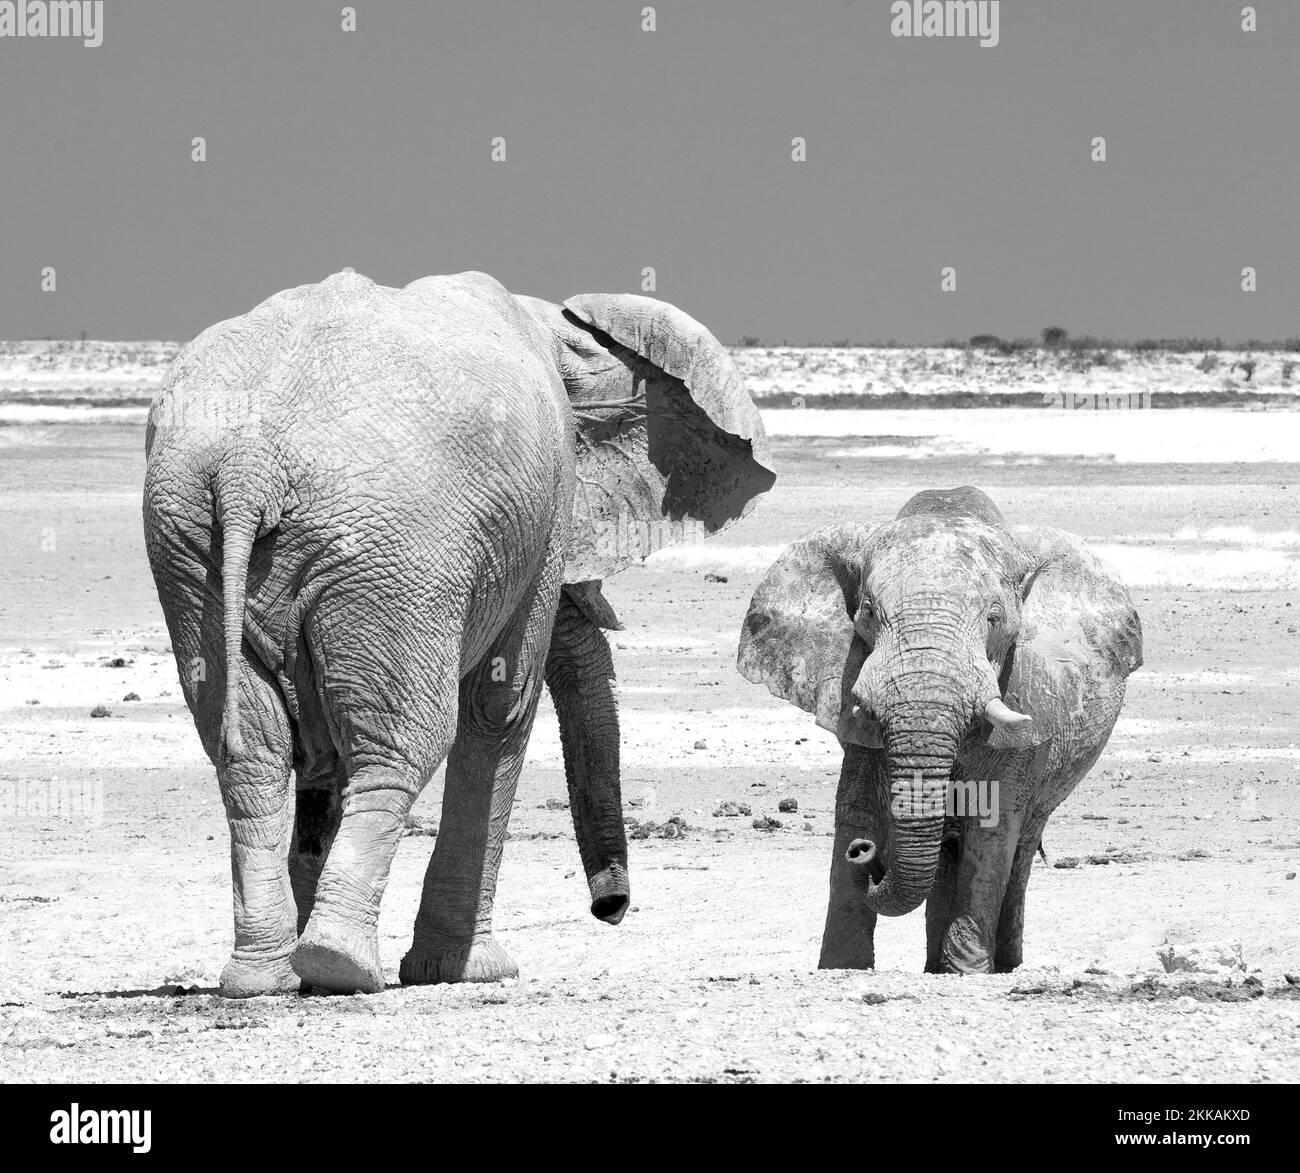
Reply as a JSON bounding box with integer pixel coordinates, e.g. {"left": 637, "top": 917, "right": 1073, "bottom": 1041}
{"left": 214, "top": 656, "right": 300, "bottom": 998}
{"left": 289, "top": 771, "right": 343, "bottom": 937}
{"left": 290, "top": 609, "right": 461, "bottom": 994}
{"left": 401, "top": 572, "right": 561, "bottom": 985}
{"left": 288, "top": 685, "right": 345, "bottom": 936}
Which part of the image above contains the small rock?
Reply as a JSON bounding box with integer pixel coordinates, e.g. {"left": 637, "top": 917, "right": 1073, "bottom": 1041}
{"left": 629, "top": 816, "right": 688, "bottom": 841}
{"left": 777, "top": 798, "right": 798, "bottom": 813}
{"left": 752, "top": 815, "right": 782, "bottom": 832}
{"left": 89, "top": 705, "right": 112, "bottom": 718}
{"left": 1286, "top": 872, "right": 1296, "bottom": 881}
{"left": 1053, "top": 856, "right": 1080, "bottom": 869}
{"left": 703, "top": 573, "right": 728, "bottom": 583}
{"left": 105, "top": 657, "right": 130, "bottom": 669}
{"left": 794, "top": 1021, "right": 843, "bottom": 1040}
{"left": 122, "top": 692, "right": 141, "bottom": 702}
{"left": 693, "top": 739, "right": 708, "bottom": 750}
{"left": 713, "top": 800, "right": 752, "bottom": 818}
{"left": 544, "top": 797, "right": 569, "bottom": 811}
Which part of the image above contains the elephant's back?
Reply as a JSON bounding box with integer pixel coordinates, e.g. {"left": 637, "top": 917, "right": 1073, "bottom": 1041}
{"left": 281, "top": 272, "right": 566, "bottom": 519}
{"left": 148, "top": 271, "right": 571, "bottom": 666}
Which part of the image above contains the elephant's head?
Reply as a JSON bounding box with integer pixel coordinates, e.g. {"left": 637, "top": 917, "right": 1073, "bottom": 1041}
{"left": 738, "top": 487, "right": 1142, "bottom": 918}
{"left": 516, "top": 290, "right": 776, "bottom": 925}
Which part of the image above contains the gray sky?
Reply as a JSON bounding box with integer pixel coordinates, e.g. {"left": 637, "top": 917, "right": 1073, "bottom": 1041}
{"left": 1, "top": 0, "right": 1295, "bottom": 343}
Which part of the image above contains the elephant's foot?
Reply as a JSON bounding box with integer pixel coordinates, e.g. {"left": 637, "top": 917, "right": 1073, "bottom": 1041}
{"left": 817, "top": 941, "right": 875, "bottom": 971}
{"left": 399, "top": 934, "right": 518, "bottom": 985}
{"left": 219, "top": 953, "right": 302, "bottom": 999}
{"left": 937, "top": 915, "right": 995, "bottom": 975}
{"left": 290, "top": 919, "right": 384, "bottom": 994}
{"left": 993, "top": 946, "right": 1023, "bottom": 974}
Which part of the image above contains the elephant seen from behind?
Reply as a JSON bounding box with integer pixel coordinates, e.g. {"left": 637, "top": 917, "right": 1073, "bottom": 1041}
{"left": 144, "top": 270, "right": 774, "bottom": 996}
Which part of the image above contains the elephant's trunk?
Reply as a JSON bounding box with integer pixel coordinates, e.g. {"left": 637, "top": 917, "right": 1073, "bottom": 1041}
{"left": 849, "top": 650, "right": 967, "bottom": 917}
{"left": 850, "top": 730, "right": 956, "bottom": 916}
{"left": 544, "top": 594, "right": 630, "bottom": 925}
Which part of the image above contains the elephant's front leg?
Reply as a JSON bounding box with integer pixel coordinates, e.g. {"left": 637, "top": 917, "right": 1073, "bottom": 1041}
{"left": 938, "top": 802, "right": 1024, "bottom": 975}
{"left": 545, "top": 586, "right": 630, "bottom": 925}
{"left": 818, "top": 744, "right": 884, "bottom": 970}
{"left": 993, "top": 810, "right": 1049, "bottom": 973}
{"left": 400, "top": 622, "right": 551, "bottom": 985}
{"left": 924, "top": 836, "right": 960, "bottom": 973}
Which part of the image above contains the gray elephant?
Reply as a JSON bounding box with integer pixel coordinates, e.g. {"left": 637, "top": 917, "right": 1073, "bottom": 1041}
{"left": 737, "top": 487, "right": 1141, "bottom": 974}
{"left": 144, "top": 270, "right": 774, "bottom": 996}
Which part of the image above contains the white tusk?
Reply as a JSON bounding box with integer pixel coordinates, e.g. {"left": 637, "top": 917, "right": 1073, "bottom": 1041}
{"left": 985, "top": 697, "right": 1033, "bottom": 730}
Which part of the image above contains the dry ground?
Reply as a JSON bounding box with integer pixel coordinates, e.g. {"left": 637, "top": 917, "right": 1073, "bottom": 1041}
{"left": 2, "top": 411, "right": 1299, "bottom": 1083}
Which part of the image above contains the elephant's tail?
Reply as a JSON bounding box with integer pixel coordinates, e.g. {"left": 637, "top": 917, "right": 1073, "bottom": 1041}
{"left": 216, "top": 486, "right": 259, "bottom": 763}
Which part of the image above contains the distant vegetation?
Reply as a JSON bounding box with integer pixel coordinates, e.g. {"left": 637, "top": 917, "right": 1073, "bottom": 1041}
{"left": 732, "top": 329, "right": 1300, "bottom": 352}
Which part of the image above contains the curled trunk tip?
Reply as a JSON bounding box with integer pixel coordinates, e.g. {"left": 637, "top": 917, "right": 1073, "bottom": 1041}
{"left": 588, "top": 864, "right": 630, "bottom": 925}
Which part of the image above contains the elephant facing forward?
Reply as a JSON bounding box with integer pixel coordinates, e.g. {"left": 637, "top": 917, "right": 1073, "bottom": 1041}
{"left": 738, "top": 487, "right": 1141, "bottom": 974}
{"left": 144, "top": 270, "right": 773, "bottom": 996}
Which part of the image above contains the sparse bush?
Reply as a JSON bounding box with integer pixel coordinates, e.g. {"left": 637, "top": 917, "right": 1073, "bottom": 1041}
{"left": 738, "top": 334, "right": 762, "bottom": 348}
{"left": 1282, "top": 360, "right": 1297, "bottom": 384}
{"left": 1196, "top": 353, "right": 1220, "bottom": 374}
{"left": 1234, "top": 358, "right": 1257, "bottom": 382}
{"left": 1041, "top": 325, "right": 1068, "bottom": 347}
{"left": 969, "top": 334, "right": 1003, "bottom": 350}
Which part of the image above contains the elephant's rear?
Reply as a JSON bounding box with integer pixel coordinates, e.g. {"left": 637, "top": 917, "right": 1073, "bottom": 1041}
{"left": 143, "top": 271, "right": 569, "bottom": 760}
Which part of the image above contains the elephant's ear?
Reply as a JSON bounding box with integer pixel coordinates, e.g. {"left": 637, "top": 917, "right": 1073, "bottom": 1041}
{"left": 990, "top": 526, "right": 1144, "bottom": 750}
{"left": 522, "top": 293, "right": 776, "bottom": 582}
{"left": 737, "top": 524, "right": 882, "bottom": 748}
